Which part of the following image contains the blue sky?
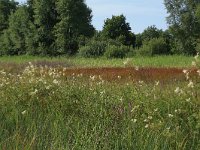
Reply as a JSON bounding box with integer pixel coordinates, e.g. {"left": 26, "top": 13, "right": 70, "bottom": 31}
{"left": 17, "top": 0, "right": 168, "bottom": 33}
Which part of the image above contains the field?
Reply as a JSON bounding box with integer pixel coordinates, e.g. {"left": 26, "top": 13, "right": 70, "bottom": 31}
{"left": 0, "top": 55, "right": 200, "bottom": 149}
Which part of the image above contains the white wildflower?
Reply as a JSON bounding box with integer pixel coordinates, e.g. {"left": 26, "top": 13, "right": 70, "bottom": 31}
{"left": 63, "top": 67, "right": 67, "bottom": 72}
{"left": 166, "top": 127, "right": 170, "bottom": 130}
{"left": 143, "top": 119, "right": 148, "bottom": 122}
{"left": 155, "top": 81, "right": 159, "bottom": 86}
{"left": 135, "top": 66, "right": 139, "bottom": 71}
{"left": 118, "top": 76, "right": 121, "bottom": 79}
{"left": 30, "top": 89, "right": 38, "bottom": 95}
{"left": 145, "top": 124, "right": 149, "bottom": 128}
{"left": 182, "top": 69, "right": 188, "bottom": 74}
{"left": 194, "top": 52, "right": 199, "bottom": 61}
{"left": 154, "top": 108, "right": 158, "bottom": 112}
{"left": 90, "top": 75, "right": 96, "bottom": 81}
{"left": 174, "top": 87, "right": 180, "bottom": 94}
{"left": 123, "top": 58, "right": 131, "bottom": 66}
{"left": 45, "top": 85, "right": 51, "bottom": 90}
{"left": 188, "top": 80, "right": 194, "bottom": 88}
{"left": 131, "top": 119, "right": 137, "bottom": 123}
{"left": 168, "top": 114, "right": 174, "bottom": 118}
{"left": 186, "top": 98, "right": 191, "bottom": 102}
{"left": 197, "top": 70, "right": 200, "bottom": 76}
{"left": 53, "top": 79, "right": 59, "bottom": 85}
{"left": 21, "top": 110, "right": 27, "bottom": 115}
{"left": 192, "top": 61, "right": 196, "bottom": 67}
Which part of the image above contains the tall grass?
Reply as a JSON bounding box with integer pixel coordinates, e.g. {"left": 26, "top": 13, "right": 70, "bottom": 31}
{"left": 0, "top": 59, "right": 200, "bottom": 149}
{"left": 0, "top": 55, "right": 194, "bottom": 68}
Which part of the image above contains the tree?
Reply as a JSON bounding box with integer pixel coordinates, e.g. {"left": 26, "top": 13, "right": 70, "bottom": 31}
{"left": 0, "top": 5, "right": 37, "bottom": 55}
{"left": 0, "top": 0, "right": 18, "bottom": 34}
{"left": 142, "top": 25, "right": 163, "bottom": 41}
{"left": 195, "top": 4, "right": 200, "bottom": 52}
{"left": 54, "top": 0, "right": 95, "bottom": 55}
{"left": 138, "top": 38, "right": 170, "bottom": 56}
{"left": 102, "top": 15, "right": 135, "bottom": 47}
{"left": 164, "top": 0, "right": 200, "bottom": 55}
{"left": 32, "top": 0, "right": 58, "bottom": 55}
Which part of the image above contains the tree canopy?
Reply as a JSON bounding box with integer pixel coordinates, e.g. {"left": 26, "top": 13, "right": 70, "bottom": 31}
{"left": 102, "top": 15, "right": 135, "bottom": 47}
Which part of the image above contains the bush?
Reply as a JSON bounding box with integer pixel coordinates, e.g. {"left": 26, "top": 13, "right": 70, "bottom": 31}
{"left": 78, "top": 40, "right": 107, "bottom": 58}
{"left": 137, "top": 38, "right": 170, "bottom": 56}
{"left": 104, "top": 45, "right": 130, "bottom": 58}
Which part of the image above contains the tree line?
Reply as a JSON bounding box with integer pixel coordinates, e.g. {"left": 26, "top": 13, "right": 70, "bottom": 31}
{"left": 0, "top": 0, "right": 200, "bottom": 58}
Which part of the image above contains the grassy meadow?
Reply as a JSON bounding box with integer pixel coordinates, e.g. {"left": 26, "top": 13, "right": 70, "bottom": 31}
{"left": 0, "top": 55, "right": 195, "bottom": 69}
{"left": 0, "top": 55, "right": 200, "bottom": 149}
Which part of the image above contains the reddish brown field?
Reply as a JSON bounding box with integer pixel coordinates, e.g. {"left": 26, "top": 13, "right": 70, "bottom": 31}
{"left": 0, "top": 62, "right": 197, "bottom": 82}
{"left": 62, "top": 67, "right": 197, "bottom": 82}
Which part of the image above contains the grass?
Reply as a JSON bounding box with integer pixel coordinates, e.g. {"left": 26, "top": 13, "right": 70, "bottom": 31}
{"left": 0, "top": 58, "right": 200, "bottom": 149}
{"left": 0, "top": 55, "right": 195, "bottom": 68}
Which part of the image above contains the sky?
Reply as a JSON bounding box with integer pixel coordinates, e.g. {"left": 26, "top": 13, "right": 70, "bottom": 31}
{"left": 17, "top": 0, "right": 168, "bottom": 33}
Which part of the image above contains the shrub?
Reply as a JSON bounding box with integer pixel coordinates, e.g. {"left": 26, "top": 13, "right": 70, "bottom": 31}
{"left": 104, "top": 45, "right": 130, "bottom": 58}
{"left": 78, "top": 40, "right": 107, "bottom": 58}
{"left": 137, "top": 38, "right": 170, "bottom": 56}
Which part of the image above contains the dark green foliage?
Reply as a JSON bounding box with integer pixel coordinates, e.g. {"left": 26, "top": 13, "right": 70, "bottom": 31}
{"left": 0, "top": 0, "right": 18, "bottom": 34}
{"left": 0, "top": 6, "right": 38, "bottom": 55}
{"left": 0, "top": 0, "right": 94, "bottom": 56}
{"left": 135, "top": 34, "right": 143, "bottom": 48}
{"left": 102, "top": 15, "right": 136, "bottom": 47}
{"left": 164, "top": 0, "right": 200, "bottom": 55}
{"left": 33, "top": 0, "right": 57, "bottom": 56}
{"left": 142, "top": 25, "right": 163, "bottom": 41}
{"left": 137, "top": 38, "right": 170, "bottom": 56}
{"left": 78, "top": 40, "right": 107, "bottom": 58}
{"left": 104, "top": 45, "right": 130, "bottom": 58}
{"left": 54, "top": 0, "right": 95, "bottom": 55}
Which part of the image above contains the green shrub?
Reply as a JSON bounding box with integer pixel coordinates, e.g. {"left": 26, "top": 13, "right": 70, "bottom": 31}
{"left": 78, "top": 40, "right": 107, "bottom": 58}
{"left": 104, "top": 45, "right": 130, "bottom": 58}
{"left": 137, "top": 38, "right": 170, "bottom": 56}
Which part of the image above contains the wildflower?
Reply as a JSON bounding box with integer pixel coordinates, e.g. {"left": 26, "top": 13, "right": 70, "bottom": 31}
{"left": 138, "top": 80, "right": 144, "bottom": 86}
{"left": 154, "top": 108, "right": 158, "bottom": 112}
{"left": 21, "top": 110, "right": 27, "bottom": 115}
{"left": 30, "top": 89, "right": 38, "bottom": 95}
{"left": 145, "top": 124, "right": 149, "bottom": 128}
{"left": 100, "top": 90, "right": 105, "bottom": 95}
{"left": 123, "top": 58, "right": 131, "bottom": 66}
{"left": 192, "top": 61, "right": 196, "bottom": 67}
{"left": 168, "top": 114, "right": 174, "bottom": 118}
{"left": 53, "top": 79, "right": 60, "bottom": 85}
{"left": 131, "top": 119, "right": 137, "bottom": 123}
{"left": 174, "top": 87, "right": 180, "bottom": 94}
{"left": 135, "top": 66, "right": 139, "bottom": 71}
{"left": 118, "top": 76, "right": 121, "bottom": 79}
{"left": 90, "top": 75, "right": 95, "bottom": 81}
{"left": 148, "top": 116, "right": 153, "bottom": 120}
{"left": 185, "top": 72, "right": 190, "bottom": 80}
{"left": 166, "top": 127, "right": 170, "bottom": 130}
{"left": 188, "top": 80, "right": 194, "bottom": 88}
{"left": 174, "top": 109, "right": 181, "bottom": 113}
{"left": 63, "top": 67, "right": 67, "bottom": 72}
{"left": 194, "top": 52, "right": 199, "bottom": 61}
{"left": 186, "top": 98, "right": 191, "bottom": 102}
{"left": 46, "top": 85, "right": 51, "bottom": 90}
{"left": 155, "top": 81, "right": 159, "bottom": 86}
{"left": 183, "top": 69, "right": 188, "bottom": 74}
{"left": 143, "top": 119, "right": 148, "bottom": 122}
{"left": 197, "top": 70, "right": 200, "bottom": 76}
{"left": 131, "top": 105, "right": 140, "bottom": 112}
